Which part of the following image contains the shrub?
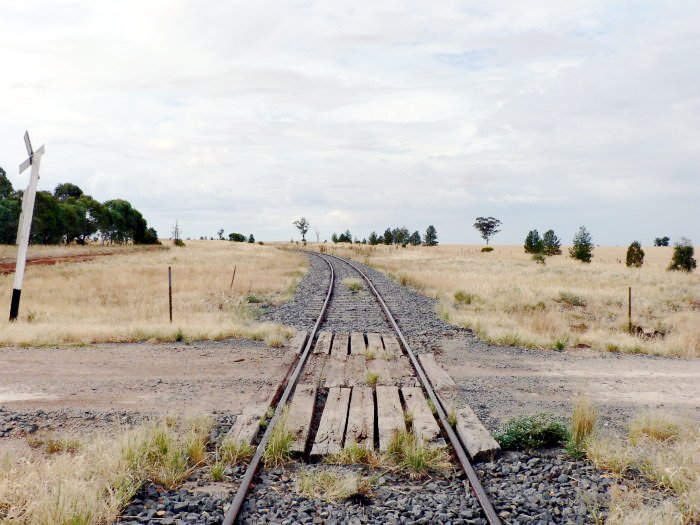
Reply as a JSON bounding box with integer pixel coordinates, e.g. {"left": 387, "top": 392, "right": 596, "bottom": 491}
{"left": 532, "top": 253, "right": 546, "bottom": 265}
{"left": 494, "top": 413, "right": 568, "bottom": 450}
{"left": 569, "top": 226, "right": 593, "bottom": 263}
{"left": 556, "top": 291, "right": 586, "bottom": 307}
{"left": 626, "top": 241, "right": 645, "bottom": 268}
{"left": 173, "top": 238, "right": 185, "bottom": 247}
{"left": 667, "top": 238, "right": 696, "bottom": 272}
{"left": 481, "top": 246, "right": 494, "bottom": 253}
{"left": 343, "top": 278, "right": 363, "bottom": 293}
{"left": 454, "top": 290, "right": 479, "bottom": 305}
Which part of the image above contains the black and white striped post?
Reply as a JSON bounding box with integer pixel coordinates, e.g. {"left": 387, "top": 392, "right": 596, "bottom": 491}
{"left": 9, "top": 132, "right": 45, "bottom": 321}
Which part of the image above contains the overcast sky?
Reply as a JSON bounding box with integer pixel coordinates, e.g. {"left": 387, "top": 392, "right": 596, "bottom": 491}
{"left": 1, "top": 1, "right": 698, "bottom": 244}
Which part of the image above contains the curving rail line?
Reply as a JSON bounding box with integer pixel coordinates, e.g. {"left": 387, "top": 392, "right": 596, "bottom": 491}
{"left": 222, "top": 251, "right": 500, "bottom": 525}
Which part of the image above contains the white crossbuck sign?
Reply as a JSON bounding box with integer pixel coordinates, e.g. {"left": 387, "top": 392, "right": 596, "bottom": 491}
{"left": 9, "top": 131, "right": 45, "bottom": 321}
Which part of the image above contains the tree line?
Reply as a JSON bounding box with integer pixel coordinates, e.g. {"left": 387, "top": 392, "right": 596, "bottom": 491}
{"left": 0, "top": 167, "right": 159, "bottom": 245}
{"left": 328, "top": 225, "right": 438, "bottom": 246}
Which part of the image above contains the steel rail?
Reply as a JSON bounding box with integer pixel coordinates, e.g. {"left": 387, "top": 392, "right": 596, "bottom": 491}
{"left": 324, "top": 253, "right": 501, "bottom": 525}
{"left": 221, "top": 255, "right": 335, "bottom": 525}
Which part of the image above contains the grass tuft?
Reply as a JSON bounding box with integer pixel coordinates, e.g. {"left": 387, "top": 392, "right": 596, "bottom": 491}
{"left": 210, "top": 462, "right": 225, "bottom": 482}
{"left": 566, "top": 395, "right": 597, "bottom": 457}
{"left": 326, "top": 444, "right": 382, "bottom": 468}
{"left": 366, "top": 372, "right": 379, "bottom": 386}
{"left": 386, "top": 430, "right": 451, "bottom": 477}
{"left": 342, "top": 278, "right": 363, "bottom": 293}
{"left": 296, "top": 468, "right": 373, "bottom": 503}
{"left": 218, "top": 438, "right": 255, "bottom": 465}
{"left": 629, "top": 412, "right": 681, "bottom": 445}
{"left": 494, "top": 413, "right": 568, "bottom": 451}
{"left": 263, "top": 411, "right": 294, "bottom": 468}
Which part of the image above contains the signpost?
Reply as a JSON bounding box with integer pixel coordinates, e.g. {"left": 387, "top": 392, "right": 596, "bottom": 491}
{"left": 9, "top": 132, "right": 45, "bottom": 321}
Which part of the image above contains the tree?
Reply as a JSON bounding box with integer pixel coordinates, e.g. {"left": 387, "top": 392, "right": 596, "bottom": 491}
{"left": 524, "top": 229, "right": 543, "bottom": 254}
{"left": 383, "top": 228, "right": 393, "bottom": 245}
{"left": 293, "top": 217, "right": 310, "bottom": 242}
{"left": 248, "top": 234, "right": 255, "bottom": 243}
{"left": 542, "top": 230, "right": 562, "bottom": 255}
{"left": 338, "top": 230, "right": 352, "bottom": 243}
{"left": 331, "top": 232, "right": 339, "bottom": 244}
{"left": 368, "top": 231, "right": 379, "bottom": 245}
{"left": 409, "top": 231, "right": 421, "bottom": 246}
{"left": 626, "top": 241, "right": 645, "bottom": 268}
{"left": 217, "top": 228, "right": 225, "bottom": 240}
{"left": 0, "top": 196, "right": 20, "bottom": 244}
{"left": 654, "top": 236, "right": 670, "bottom": 247}
{"left": 54, "top": 183, "right": 83, "bottom": 202}
{"left": 392, "top": 226, "right": 409, "bottom": 246}
{"left": 569, "top": 226, "right": 594, "bottom": 263}
{"left": 228, "top": 232, "right": 246, "bottom": 242}
{"left": 0, "top": 167, "right": 13, "bottom": 199}
{"left": 474, "top": 217, "right": 501, "bottom": 245}
{"left": 668, "top": 238, "right": 696, "bottom": 272}
{"left": 424, "top": 225, "right": 438, "bottom": 246}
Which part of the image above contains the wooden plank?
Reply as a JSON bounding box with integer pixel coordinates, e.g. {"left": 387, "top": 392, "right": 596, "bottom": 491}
{"left": 314, "top": 331, "right": 333, "bottom": 354}
{"left": 401, "top": 387, "right": 443, "bottom": 447}
{"left": 227, "top": 403, "right": 267, "bottom": 444}
{"left": 376, "top": 386, "right": 405, "bottom": 452}
{"left": 310, "top": 387, "right": 351, "bottom": 456}
{"left": 330, "top": 332, "right": 349, "bottom": 357}
{"left": 390, "top": 356, "right": 414, "bottom": 381}
{"left": 366, "top": 357, "right": 394, "bottom": 386}
{"left": 382, "top": 335, "right": 403, "bottom": 358}
{"left": 366, "top": 333, "right": 384, "bottom": 354}
{"left": 299, "top": 354, "right": 328, "bottom": 387}
{"left": 455, "top": 405, "right": 501, "bottom": 461}
{"left": 288, "top": 330, "right": 309, "bottom": 355}
{"left": 350, "top": 332, "right": 366, "bottom": 355}
{"left": 343, "top": 354, "right": 367, "bottom": 386}
{"left": 345, "top": 386, "right": 374, "bottom": 448}
{"left": 418, "top": 354, "right": 456, "bottom": 390}
{"left": 287, "top": 384, "right": 317, "bottom": 453}
{"left": 324, "top": 355, "right": 348, "bottom": 388}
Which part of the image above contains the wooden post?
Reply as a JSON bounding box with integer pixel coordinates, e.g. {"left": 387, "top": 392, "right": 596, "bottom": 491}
{"left": 229, "top": 265, "right": 237, "bottom": 290}
{"left": 628, "top": 286, "right": 632, "bottom": 333}
{"left": 168, "top": 266, "right": 173, "bottom": 323}
{"left": 9, "top": 132, "right": 45, "bottom": 321}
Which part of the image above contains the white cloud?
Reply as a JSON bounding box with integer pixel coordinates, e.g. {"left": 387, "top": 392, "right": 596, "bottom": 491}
{"left": 0, "top": 0, "right": 698, "bottom": 245}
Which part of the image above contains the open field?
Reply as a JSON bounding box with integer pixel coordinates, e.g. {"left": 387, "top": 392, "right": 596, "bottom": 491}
{"left": 322, "top": 243, "right": 699, "bottom": 358}
{"left": 0, "top": 241, "right": 307, "bottom": 346}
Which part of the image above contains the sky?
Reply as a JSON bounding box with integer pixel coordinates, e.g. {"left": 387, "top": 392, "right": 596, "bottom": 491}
{"left": 0, "top": 1, "right": 698, "bottom": 245}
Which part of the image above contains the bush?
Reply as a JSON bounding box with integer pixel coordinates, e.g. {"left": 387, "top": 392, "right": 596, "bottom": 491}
{"left": 173, "top": 238, "right": 185, "bottom": 247}
{"left": 494, "top": 413, "right": 568, "bottom": 450}
{"left": 569, "top": 226, "right": 593, "bottom": 263}
{"left": 667, "top": 238, "right": 696, "bottom": 272}
{"left": 481, "top": 246, "right": 494, "bottom": 253}
{"left": 626, "top": 241, "right": 645, "bottom": 268}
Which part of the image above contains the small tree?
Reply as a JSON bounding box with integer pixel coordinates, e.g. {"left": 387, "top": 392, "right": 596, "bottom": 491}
{"left": 383, "top": 228, "right": 393, "bottom": 245}
{"left": 424, "top": 225, "right": 438, "bottom": 246}
{"left": 368, "top": 231, "right": 379, "bottom": 245}
{"left": 654, "top": 236, "right": 670, "bottom": 247}
{"left": 409, "top": 230, "right": 421, "bottom": 246}
{"left": 569, "top": 226, "right": 593, "bottom": 263}
{"left": 293, "top": 217, "right": 310, "bottom": 242}
{"left": 668, "top": 238, "right": 696, "bottom": 272}
{"left": 474, "top": 216, "right": 501, "bottom": 245}
{"left": 542, "top": 230, "right": 562, "bottom": 255}
{"left": 172, "top": 220, "right": 185, "bottom": 246}
{"left": 229, "top": 232, "right": 246, "bottom": 242}
{"left": 248, "top": 234, "right": 255, "bottom": 243}
{"left": 524, "top": 229, "right": 543, "bottom": 254}
{"left": 331, "top": 233, "right": 338, "bottom": 244}
{"left": 626, "top": 241, "right": 645, "bottom": 268}
{"left": 217, "top": 228, "right": 225, "bottom": 240}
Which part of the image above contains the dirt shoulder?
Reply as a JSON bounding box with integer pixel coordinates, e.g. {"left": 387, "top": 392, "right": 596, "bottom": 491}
{"left": 0, "top": 338, "right": 294, "bottom": 415}
{"left": 436, "top": 337, "right": 700, "bottom": 434}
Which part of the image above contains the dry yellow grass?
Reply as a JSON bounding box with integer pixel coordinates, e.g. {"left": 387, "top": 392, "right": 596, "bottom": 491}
{"left": 322, "top": 244, "right": 699, "bottom": 357}
{"left": 587, "top": 412, "right": 700, "bottom": 524}
{"left": 0, "top": 241, "right": 306, "bottom": 346}
{"left": 0, "top": 416, "right": 214, "bottom": 524}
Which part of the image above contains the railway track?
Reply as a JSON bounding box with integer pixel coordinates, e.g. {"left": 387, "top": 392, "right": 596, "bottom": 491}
{"left": 222, "top": 252, "right": 501, "bottom": 525}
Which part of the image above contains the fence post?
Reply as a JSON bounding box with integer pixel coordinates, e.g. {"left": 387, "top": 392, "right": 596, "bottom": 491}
{"left": 169, "top": 266, "right": 173, "bottom": 323}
